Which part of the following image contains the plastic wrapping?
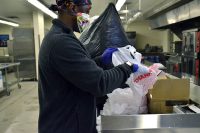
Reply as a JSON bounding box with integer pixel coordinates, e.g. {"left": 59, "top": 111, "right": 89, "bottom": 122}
{"left": 112, "top": 45, "right": 158, "bottom": 96}
{"left": 79, "top": 3, "right": 132, "bottom": 58}
{"left": 102, "top": 88, "right": 148, "bottom": 115}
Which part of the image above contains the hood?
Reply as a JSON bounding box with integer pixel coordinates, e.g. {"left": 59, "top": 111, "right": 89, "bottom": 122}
{"left": 146, "top": 0, "right": 200, "bottom": 39}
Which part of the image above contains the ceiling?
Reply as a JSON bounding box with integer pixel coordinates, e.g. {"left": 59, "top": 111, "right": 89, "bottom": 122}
{"left": 0, "top": 0, "right": 33, "bottom": 25}
{"left": 0, "top": 0, "right": 169, "bottom": 26}
{"left": 123, "top": 0, "right": 166, "bottom": 12}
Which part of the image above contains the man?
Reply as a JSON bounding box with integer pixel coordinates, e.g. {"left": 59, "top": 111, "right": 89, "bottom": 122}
{"left": 38, "top": 0, "right": 140, "bottom": 133}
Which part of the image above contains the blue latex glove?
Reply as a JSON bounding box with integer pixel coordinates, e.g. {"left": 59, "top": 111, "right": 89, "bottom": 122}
{"left": 133, "top": 64, "right": 139, "bottom": 73}
{"left": 133, "top": 64, "right": 149, "bottom": 74}
{"left": 102, "top": 48, "right": 118, "bottom": 65}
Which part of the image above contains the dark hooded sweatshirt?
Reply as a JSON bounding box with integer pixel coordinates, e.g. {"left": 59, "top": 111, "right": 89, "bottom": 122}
{"left": 38, "top": 19, "right": 132, "bottom": 133}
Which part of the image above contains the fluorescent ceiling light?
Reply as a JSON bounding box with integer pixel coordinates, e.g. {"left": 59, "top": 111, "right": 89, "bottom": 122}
{"left": 120, "top": 16, "right": 125, "bottom": 20}
{"left": 116, "top": 0, "right": 126, "bottom": 11}
{"left": 127, "top": 11, "right": 142, "bottom": 24}
{"left": 0, "top": 19, "right": 19, "bottom": 27}
{"left": 119, "top": 10, "right": 130, "bottom": 14}
{"left": 133, "top": 11, "right": 142, "bottom": 18}
{"left": 27, "top": 0, "right": 58, "bottom": 19}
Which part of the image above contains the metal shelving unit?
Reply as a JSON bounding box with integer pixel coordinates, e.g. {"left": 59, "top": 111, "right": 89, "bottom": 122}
{"left": 0, "top": 63, "right": 21, "bottom": 96}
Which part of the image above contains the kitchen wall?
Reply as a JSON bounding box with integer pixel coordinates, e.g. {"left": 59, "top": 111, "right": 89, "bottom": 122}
{"left": 173, "top": 33, "right": 181, "bottom": 42}
{"left": 126, "top": 20, "right": 170, "bottom": 52}
{"left": 44, "top": 17, "right": 53, "bottom": 32}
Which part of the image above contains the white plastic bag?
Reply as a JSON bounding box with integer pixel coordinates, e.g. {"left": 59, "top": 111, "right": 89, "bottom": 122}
{"left": 112, "top": 45, "right": 142, "bottom": 66}
{"left": 102, "top": 88, "right": 148, "bottom": 115}
{"left": 112, "top": 45, "right": 158, "bottom": 96}
{"left": 102, "top": 45, "right": 161, "bottom": 115}
{"left": 126, "top": 69, "right": 157, "bottom": 96}
{"left": 149, "top": 63, "right": 165, "bottom": 75}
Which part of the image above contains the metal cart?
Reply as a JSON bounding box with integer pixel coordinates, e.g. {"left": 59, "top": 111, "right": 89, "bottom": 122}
{"left": 0, "top": 63, "right": 21, "bottom": 96}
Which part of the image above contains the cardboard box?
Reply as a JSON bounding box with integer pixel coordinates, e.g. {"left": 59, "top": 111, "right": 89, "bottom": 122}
{"left": 148, "top": 76, "right": 190, "bottom": 114}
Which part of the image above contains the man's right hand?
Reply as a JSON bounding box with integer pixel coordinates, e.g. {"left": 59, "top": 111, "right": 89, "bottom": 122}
{"left": 135, "top": 64, "right": 149, "bottom": 74}
{"left": 126, "top": 62, "right": 149, "bottom": 74}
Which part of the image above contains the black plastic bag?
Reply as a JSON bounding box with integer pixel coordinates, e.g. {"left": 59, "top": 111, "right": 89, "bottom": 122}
{"left": 79, "top": 3, "right": 132, "bottom": 58}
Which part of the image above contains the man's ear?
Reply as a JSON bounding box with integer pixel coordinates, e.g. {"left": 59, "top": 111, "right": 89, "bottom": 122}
{"left": 64, "top": 2, "right": 76, "bottom": 16}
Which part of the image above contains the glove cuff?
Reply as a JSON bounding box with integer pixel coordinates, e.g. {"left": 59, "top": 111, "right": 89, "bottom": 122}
{"left": 125, "top": 61, "right": 139, "bottom": 73}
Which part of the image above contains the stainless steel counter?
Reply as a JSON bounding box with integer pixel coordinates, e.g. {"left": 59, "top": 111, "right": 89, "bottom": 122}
{"left": 101, "top": 114, "right": 200, "bottom": 133}
{"left": 101, "top": 73, "right": 200, "bottom": 132}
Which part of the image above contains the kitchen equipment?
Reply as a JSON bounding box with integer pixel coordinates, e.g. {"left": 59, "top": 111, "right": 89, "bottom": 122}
{"left": 12, "top": 28, "right": 36, "bottom": 80}
{"left": 182, "top": 57, "right": 200, "bottom": 85}
{"left": 166, "top": 53, "right": 182, "bottom": 76}
{"left": 182, "top": 29, "right": 200, "bottom": 85}
{"left": 173, "top": 104, "right": 200, "bottom": 114}
{"left": 174, "top": 41, "right": 182, "bottom": 54}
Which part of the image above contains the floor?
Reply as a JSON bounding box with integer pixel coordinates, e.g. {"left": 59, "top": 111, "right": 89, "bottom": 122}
{"left": 0, "top": 82, "right": 102, "bottom": 133}
{"left": 0, "top": 82, "right": 38, "bottom": 133}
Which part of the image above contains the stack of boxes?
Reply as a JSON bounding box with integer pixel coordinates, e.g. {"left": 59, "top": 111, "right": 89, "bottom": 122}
{"left": 148, "top": 75, "right": 190, "bottom": 114}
